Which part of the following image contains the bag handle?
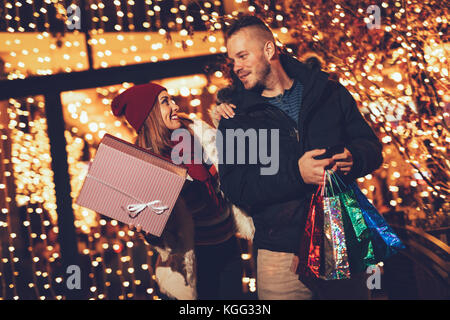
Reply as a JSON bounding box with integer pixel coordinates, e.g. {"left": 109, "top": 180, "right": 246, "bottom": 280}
{"left": 329, "top": 170, "right": 347, "bottom": 192}
{"left": 333, "top": 170, "right": 346, "bottom": 185}
{"left": 326, "top": 170, "right": 336, "bottom": 196}
{"left": 314, "top": 170, "right": 327, "bottom": 198}
{"left": 321, "top": 169, "right": 328, "bottom": 197}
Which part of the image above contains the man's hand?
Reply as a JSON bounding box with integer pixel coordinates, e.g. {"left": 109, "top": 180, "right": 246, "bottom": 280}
{"left": 298, "top": 149, "right": 335, "bottom": 185}
{"left": 211, "top": 103, "right": 236, "bottom": 121}
{"left": 331, "top": 148, "right": 353, "bottom": 175}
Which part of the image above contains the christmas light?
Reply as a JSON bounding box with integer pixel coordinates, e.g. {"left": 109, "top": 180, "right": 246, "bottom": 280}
{"left": 1, "top": 0, "right": 447, "bottom": 300}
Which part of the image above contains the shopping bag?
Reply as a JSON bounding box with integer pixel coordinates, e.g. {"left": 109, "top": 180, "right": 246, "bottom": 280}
{"left": 322, "top": 194, "right": 351, "bottom": 280}
{"left": 298, "top": 190, "right": 324, "bottom": 278}
{"left": 328, "top": 172, "right": 375, "bottom": 271}
{"left": 349, "top": 182, "right": 405, "bottom": 261}
{"left": 298, "top": 170, "right": 404, "bottom": 280}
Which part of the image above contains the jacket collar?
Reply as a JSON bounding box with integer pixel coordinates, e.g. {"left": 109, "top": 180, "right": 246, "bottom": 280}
{"left": 225, "top": 54, "right": 330, "bottom": 115}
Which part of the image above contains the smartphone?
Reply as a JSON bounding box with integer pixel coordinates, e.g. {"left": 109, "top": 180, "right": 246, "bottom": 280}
{"left": 314, "top": 144, "right": 345, "bottom": 160}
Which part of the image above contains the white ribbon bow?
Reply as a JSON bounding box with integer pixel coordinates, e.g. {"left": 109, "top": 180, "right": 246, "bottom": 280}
{"left": 126, "top": 200, "right": 169, "bottom": 218}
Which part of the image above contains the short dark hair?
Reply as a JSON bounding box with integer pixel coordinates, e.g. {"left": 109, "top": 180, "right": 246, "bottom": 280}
{"left": 225, "top": 14, "right": 273, "bottom": 41}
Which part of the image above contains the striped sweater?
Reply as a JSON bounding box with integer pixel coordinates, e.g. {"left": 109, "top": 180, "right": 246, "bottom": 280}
{"left": 180, "top": 166, "right": 235, "bottom": 246}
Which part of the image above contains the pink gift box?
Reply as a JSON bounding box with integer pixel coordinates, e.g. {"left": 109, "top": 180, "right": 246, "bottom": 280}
{"left": 76, "top": 134, "right": 187, "bottom": 236}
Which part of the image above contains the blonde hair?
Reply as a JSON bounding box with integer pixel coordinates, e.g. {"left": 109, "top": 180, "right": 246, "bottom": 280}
{"left": 136, "top": 100, "right": 194, "bottom": 156}
{"left": 136, "top": 99, "right": 173, "bottom": 156}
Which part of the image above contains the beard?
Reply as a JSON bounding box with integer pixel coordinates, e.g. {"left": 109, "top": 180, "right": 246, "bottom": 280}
{"left": 246, "top": 60, "right": 271, "bottom": 92}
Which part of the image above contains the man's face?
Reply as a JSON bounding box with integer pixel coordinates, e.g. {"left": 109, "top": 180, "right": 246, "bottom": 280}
{"left": 227, "top": 29, "right": 270, "bottom": 90}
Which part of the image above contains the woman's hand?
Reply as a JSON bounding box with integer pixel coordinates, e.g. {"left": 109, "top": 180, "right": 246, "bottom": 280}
{"left": 129, "top": 223, "right": 161, "bottom": 246}
{"left": 211, "top": 103, "right": 236, "bottom": 121}
{"left": 129, "top": 223, "right": 142, "bottom": 233}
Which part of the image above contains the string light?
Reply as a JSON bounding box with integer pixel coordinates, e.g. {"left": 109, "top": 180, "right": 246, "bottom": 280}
{"left": 2, "top": 0, "right": 446, "bottom": 300}
{"left": 1, "top": 96, "right": 63, "bottom": 299}
{"left": 281, "top": 0, "right": 448, "bottom": 229}
{"left": 2, "top": 0, "right": 234, "bottom": 74}
{"left": 0, "top": 130, "right": 19, "bottom": 299}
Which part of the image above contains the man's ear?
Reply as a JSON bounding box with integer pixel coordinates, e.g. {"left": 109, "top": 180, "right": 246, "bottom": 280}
{"left": 264, "top": 41, "right": 276, "bottom": 61}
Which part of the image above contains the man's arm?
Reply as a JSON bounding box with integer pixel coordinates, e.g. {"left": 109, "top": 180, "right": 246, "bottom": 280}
{"left": 217, "top": 118, "right": 309, "bottom": 210}
{"left": 338, "top": 84, "right": 383, "bottom": 179}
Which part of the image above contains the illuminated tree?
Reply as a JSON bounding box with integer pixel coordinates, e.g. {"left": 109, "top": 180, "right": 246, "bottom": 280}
{"left": 250, "top": 0, "right": 449, "bottom": 229}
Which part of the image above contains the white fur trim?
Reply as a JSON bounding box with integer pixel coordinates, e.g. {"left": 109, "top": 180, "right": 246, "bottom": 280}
{"left": 188, "top": 119, "right": 219, "bottom": 167}
{"left": 231, "top": 204, "right": 255, "bottom": 241}
{"left": 155, "top": 266, "right": 196, "bottom": 300}
{"left": 154, "top": 249, "right": 197, "bottom": 300}
{"left": 188, "top": 119, "right": 255, "bottom": 241}
{"left": 154, "top": 246, "right": 171, "bottom": 262}
{"left": 184, "top": 249, "right": 196, "bottom": 288}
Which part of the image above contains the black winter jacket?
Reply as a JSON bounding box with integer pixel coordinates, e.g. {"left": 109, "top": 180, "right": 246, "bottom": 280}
{"left": 217, "top": 55, "right": 383, "bottom": 253}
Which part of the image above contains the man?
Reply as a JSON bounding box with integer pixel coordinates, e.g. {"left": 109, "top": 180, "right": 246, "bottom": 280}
{"left": 214, "top": 15, "right": 383, "bottom": 300}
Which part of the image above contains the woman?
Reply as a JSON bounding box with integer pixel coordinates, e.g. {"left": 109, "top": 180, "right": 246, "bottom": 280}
{"left": 111, "top": 83, "right": 253, "bottom": 300}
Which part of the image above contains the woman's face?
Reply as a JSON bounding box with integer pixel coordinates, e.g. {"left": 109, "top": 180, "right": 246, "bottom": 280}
{"left": 158, "top": 90, "right": 181, "bottom": 130}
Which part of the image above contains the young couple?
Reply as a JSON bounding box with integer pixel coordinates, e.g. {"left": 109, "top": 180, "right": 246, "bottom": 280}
{"left": 111, "top": 15, "right": 382, "bottom": 300}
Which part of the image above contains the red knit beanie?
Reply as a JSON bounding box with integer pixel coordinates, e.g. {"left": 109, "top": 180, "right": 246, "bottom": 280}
{"left": 111, "top": 83, "right": 166, "bottom": 133}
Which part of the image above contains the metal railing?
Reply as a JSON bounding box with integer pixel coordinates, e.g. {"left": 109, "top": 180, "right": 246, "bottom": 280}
{"left": 387, "top": 224, "right": 450, "bottom": 299}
